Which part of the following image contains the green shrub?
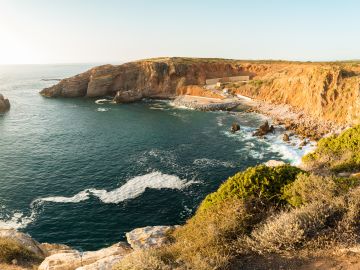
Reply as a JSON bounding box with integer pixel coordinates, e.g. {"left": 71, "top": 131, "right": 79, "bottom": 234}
{"left": 0, "top": 238, "right": 41, "bottom": 265}
{"left": 200, "top": 165, "right": 303, "bottom": 210}
{"left": 303, "top": 125, "right": 360, "bottom": 172}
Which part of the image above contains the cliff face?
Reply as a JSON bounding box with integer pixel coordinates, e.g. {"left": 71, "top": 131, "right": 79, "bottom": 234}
{"left": 230, "top": 63, "right": 360, "bottom": 126}
{"left": 40, "top": 58, "right": 250, "bottom": 99}
{"left": 40, "top": 58, "right": 360, "bottom": 126}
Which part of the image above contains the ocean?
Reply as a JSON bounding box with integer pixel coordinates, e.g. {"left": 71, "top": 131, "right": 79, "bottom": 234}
{"left": 0, "top": 64, "right": 312, "bottom": 250}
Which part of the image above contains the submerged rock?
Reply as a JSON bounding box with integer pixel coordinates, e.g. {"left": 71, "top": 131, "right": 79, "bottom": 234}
{"left": 0, "top": 93, "right": 10, "bottom": 113}
{"left": 126, "top": 225, "right": 176, "bottom": 250}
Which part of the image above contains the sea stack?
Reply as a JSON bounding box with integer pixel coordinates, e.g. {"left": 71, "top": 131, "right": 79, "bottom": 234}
{"left": 0, "top": 94, "right": 10, "bottom": 113}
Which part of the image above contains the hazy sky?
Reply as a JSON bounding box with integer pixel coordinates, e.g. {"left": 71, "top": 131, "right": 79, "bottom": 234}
{"left": 0, "top": 0, "right": 359, "bottom": 64}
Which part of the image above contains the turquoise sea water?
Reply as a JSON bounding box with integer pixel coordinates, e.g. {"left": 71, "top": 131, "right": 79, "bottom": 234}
{"left": 0, "top": 65, "right": 311, "bottom": 250}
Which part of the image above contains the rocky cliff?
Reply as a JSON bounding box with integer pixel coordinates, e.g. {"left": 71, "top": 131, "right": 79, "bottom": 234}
{"left": 40, "top": 58, "right": 360, "bottom": 126}
{"left": 0, "top": 93, "right": 10, "bottom": 113}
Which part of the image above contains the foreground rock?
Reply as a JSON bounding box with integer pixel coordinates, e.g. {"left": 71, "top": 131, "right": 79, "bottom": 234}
{"left": 38, "top": 242, "right": 131, "bottom": 270}
{"left": 0, "top": 93, "right": 10, "bottom": 113}
{"left": 264, "top": 160, "right": 286, "bottom": 167}
{"left": 126, "top": 225, "right": 176, "bottom": 250}
{"left": 0, "top": 229, "right": 45, "bottom": 258}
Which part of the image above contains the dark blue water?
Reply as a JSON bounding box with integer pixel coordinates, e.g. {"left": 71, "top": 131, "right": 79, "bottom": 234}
{"left": 0, "top": 64, "right": 308, "bottom": 250}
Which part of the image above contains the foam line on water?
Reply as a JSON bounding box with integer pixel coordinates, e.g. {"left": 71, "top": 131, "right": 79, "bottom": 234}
{"left": 0, "top": 171, "right": 195, "bottom": 230}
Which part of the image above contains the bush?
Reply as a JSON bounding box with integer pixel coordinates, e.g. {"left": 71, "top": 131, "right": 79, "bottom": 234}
{"left": 282, "top": 173, "right": 359, "bottom": 207}
{"left": 200, "top": 165, "right": 302, "bottom": 210}
{"left": 247, "top": 202, "right": 342, "bottom": 253}
{"left": 115, "top": 198, "right": 265, "bottom": 270}
{"left": 0, "top": 238, "right": 41, "bottom": 265}
{"left": 303, "top": 125, "right": 360, "bottom": 172}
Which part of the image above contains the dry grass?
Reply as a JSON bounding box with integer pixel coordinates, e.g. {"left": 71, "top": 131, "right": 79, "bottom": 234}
{"left": 0, "top": 238, "right": 41, "bottom": 268}
{"left": 114, "top": 170, "right": 360, "bottom": 270}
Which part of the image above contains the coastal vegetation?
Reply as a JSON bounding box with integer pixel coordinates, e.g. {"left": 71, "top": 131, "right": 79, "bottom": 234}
{"left": 0, "top": 238, "right": 42, "bottom": 267}
{"left": 303, "top": 124, "right": 360, "bottom": 172}
{"left": 114, "top": 126, "right": 360, "bottom": 270}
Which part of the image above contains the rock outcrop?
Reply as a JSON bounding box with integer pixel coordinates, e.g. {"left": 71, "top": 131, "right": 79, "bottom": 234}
{"left": 126, "top": 225, "right": 176, "bottom": 250}
{"left": 0, "top": 93, "right": 10, "bottom": 113}
{"left": 38, "top": 242, "right": 131, "bottom": 270}
{"left": 40, "top": 58, "right": 360, "bottom": 127}
{"left": 253, "top": 121, "right": 275, "bottom": 136}
{"left": 0, "top": 229, "right": 45, "bottom": 258}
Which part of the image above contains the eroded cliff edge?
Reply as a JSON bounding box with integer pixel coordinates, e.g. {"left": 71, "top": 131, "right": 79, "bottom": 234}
{"left": 40, "top": 57, "right": 360, "bottom": 127}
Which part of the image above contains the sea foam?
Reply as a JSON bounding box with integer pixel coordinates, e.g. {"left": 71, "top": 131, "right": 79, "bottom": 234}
{"left": 0, "top": 171, "right": 195, "bottom": 229}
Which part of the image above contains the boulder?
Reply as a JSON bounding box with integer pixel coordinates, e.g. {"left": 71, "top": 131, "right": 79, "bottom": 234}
{"left": 39, "top": 243, "right": 75, "bottom": 256}
{"left": 126, "top": 225, "right": 176, "bottom": 250}
{"left": 264, "top": 160, "right": 286, "bottom": 167}
{"left": 113, "top": 90, "right": 143, "bottom": 103}
{"left": 231, "top": 123, "right": 240, "bottom": 133}
{"left": 283, "top": 133, "right": 290, "bottom": 142}
{"left": 299, "top": 140, "right": 308, "bottom": 147}
{"left": 0, "top": 94, "right": 10, "bottom": 113}
{"left": 38, "top": 242, "right": 131, "bottom": 270}
{"left": 253, "top": 121, "right": 275, "bottom": 136}
{"left": 75, "top": 255, "right": 124, "bottom": 270}
{"left": 0, "top": 229, "right": 45, "bottom": 258}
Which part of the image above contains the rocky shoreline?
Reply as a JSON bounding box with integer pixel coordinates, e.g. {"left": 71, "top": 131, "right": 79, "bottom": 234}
{"left": 1, "top": 226, "right": 175, "bottom": 270}
{"left": 172, "top": 95, "right": 240, "bottom": 111}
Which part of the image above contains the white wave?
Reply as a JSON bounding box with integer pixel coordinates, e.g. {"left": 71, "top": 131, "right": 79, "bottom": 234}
{"left": 0, "top": 172, "right": 195, "bottom": 230}
{"left": 193, "top": 158, "right": 235, "bottom": 168}
{"left": 95, "top": 99, "right": 112, "bottom": 104}
{"left": 0, "top": 202, "right": 43, "bottom": 230}
{"left": 97, "top": 108, "right": 109, "bottom": 112}
{"left": 36, "top": 172, "right": 195, "bottom": 204}
{"left": 38, "top": 190, "right": 91, "bottom": 203}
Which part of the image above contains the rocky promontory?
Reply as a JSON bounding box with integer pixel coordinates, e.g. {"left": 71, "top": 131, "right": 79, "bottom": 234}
{"left": 40, "top": 58, "right": 360, "bottom": 130}
{"left": 0, "top": 94, "right": 10, "bottom": 113}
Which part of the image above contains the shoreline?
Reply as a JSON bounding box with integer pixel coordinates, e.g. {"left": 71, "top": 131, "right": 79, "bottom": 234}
{"left": 170, "top": 93, "right": 346, "bottom": 140}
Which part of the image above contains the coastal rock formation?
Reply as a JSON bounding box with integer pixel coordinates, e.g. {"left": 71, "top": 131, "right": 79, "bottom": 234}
{"left": 40, "top": 58, "right": 360, "bottom": 128}
{"left": 126, "top": 225, "right": 176, "bottom": 250}
{"left": 253, "top": 121, "right": 275, "bottom": 136}
{"left": 283, "top": 133, "right": 290, "bottom": 142}
{"left": 38, "top": 242, "right": 131, "bottom": 270}
{"left": 231, "top": 123, "right": 240, "bottom": 132}
{"left": 0, "top": 93, "right": 10, "bottom": 113}
{"left": 40, "top": 58, "right": 248, "bottom": 100}
{"left": 0, "top": 229, "right": 45, "bottom": 258}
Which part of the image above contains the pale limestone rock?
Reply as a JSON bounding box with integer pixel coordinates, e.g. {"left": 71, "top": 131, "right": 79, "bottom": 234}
{"left": 126, "top": 225, "right": 175, "bottom": 250}
{"left": 38, "top": 242, "right": 131, "bottom": 270}
{"left": 0, "top": 229, "right": 45, "bottom": 257}
{"left": 264, "top": 160, "right": 286, "bottom": 167}
{"left": 75, "top": 254, "right": 124, "bottom": 270}
{"left": 39, "top": 243, "right": 75, "bottom": 256}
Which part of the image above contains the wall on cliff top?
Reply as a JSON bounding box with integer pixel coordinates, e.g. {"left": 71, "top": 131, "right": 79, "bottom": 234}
{"left": 40, "top": 58, "right": 360, "bottom": 126}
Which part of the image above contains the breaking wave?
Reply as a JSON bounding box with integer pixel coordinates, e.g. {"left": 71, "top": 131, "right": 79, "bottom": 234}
{"left": 0, "top": 172, "right": 195, "bottom": 229}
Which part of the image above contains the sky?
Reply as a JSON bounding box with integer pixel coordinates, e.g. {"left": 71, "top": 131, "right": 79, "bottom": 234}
{"left": 0, "top": 0, "right": 359, "bottom": 64}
